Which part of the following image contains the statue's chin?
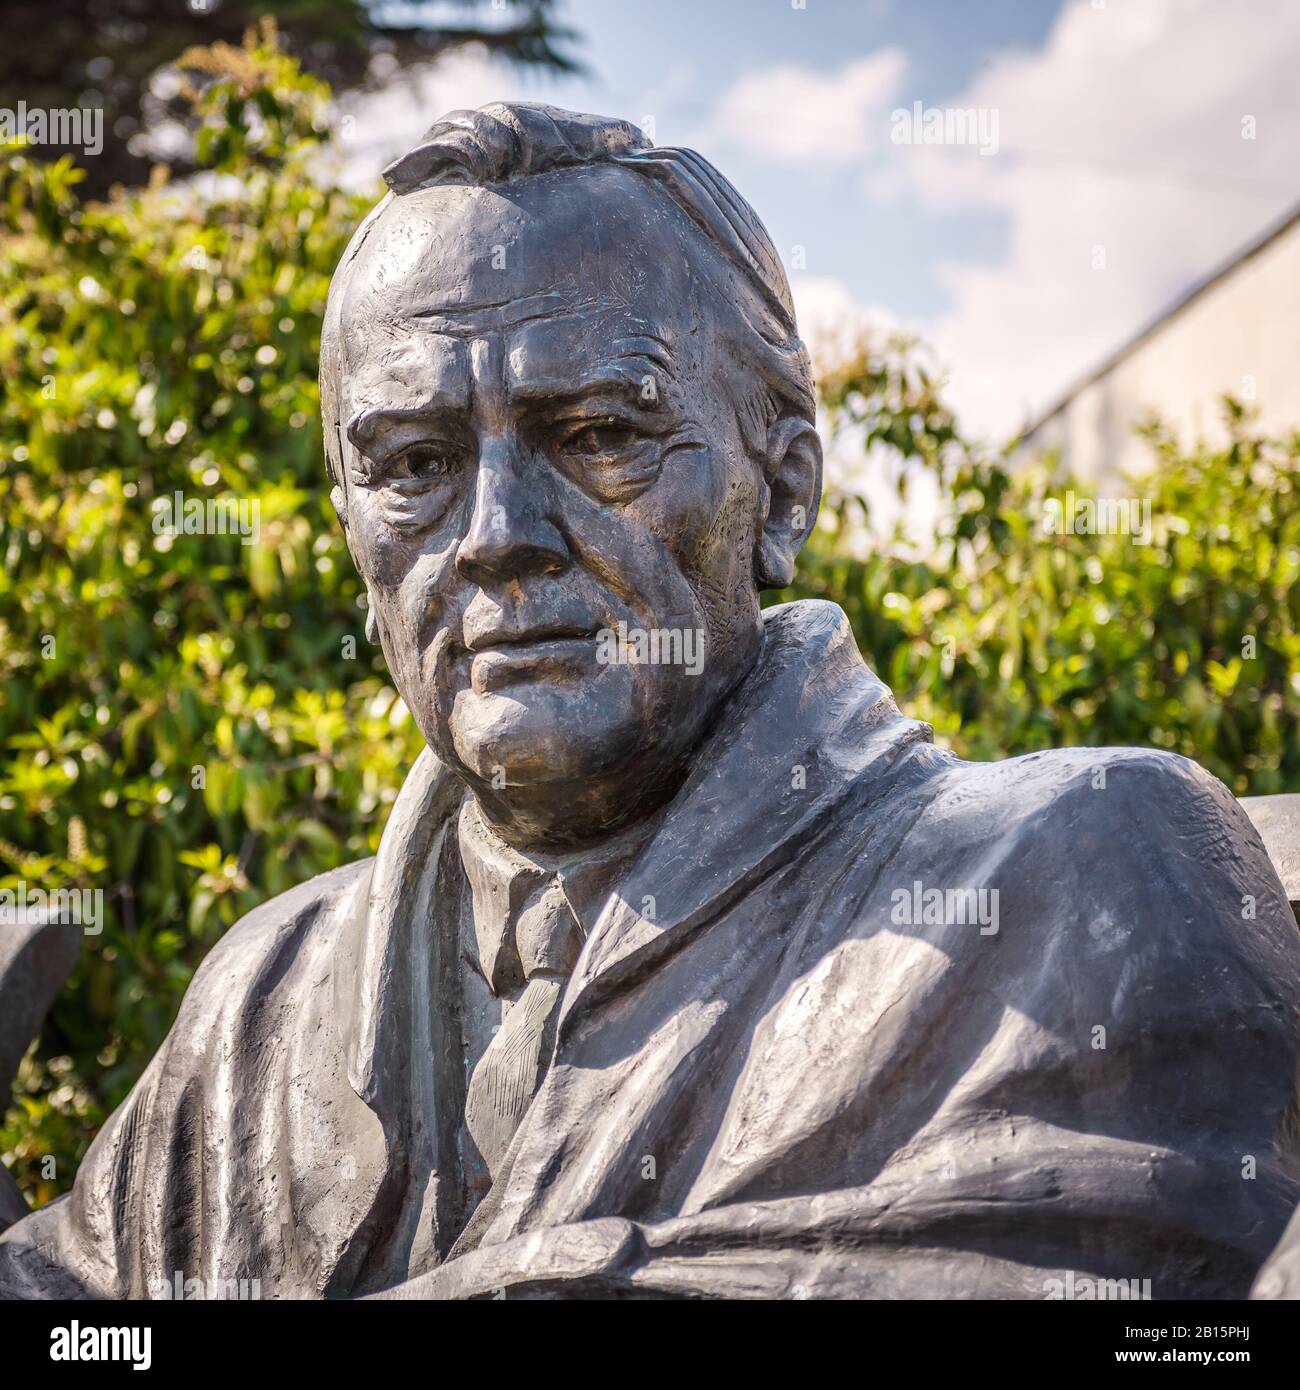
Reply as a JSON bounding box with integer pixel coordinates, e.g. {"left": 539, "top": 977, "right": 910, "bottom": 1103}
{"left": 439, "top": 677, "right": 653, "bottom": 792}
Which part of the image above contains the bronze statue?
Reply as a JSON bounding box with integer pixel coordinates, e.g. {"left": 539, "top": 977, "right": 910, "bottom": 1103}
{"left": 4, "top": 104, "right": 1298, "bottom": 1300}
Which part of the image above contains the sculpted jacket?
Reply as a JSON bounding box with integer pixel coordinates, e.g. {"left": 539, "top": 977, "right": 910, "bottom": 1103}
{"left": 3, "top": 601, "right": 1299, "bottom": 1299}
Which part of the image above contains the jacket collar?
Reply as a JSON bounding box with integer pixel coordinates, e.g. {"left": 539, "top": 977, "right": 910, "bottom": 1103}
{"left": 557, "top": 599, "right": 932, "bottom": 1034}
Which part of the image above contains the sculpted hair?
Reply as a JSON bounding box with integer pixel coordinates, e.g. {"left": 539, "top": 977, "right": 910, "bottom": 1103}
{"left": 322, "top": 102, "right": 816, "bottom": 487}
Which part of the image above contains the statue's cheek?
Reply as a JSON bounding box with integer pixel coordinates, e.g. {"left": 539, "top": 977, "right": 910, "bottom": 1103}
{"left": 347, "top": 489, "right": 456, "bottom": 590}
{"left": 635, "top": 442, "right": 738, "bottom": 560}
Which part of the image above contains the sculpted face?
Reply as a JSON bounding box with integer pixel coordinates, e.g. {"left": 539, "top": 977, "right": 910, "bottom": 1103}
{"left": 330, "top": 164, "right": 816, "bottom": 847}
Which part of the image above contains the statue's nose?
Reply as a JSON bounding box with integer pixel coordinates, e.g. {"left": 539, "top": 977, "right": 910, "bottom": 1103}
{"left": 455, "top": 443, "right": 569, "bottom": 585}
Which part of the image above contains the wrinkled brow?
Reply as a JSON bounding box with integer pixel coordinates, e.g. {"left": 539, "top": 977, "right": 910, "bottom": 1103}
{"left": 507, "top": 335, "right": 678, "bottom": 404}
{"left": 344, "top": 333, "right": 678, "bottom": 447}
{"left": 346, "top": 384, "right": 470, "bottom": 451}
{"left": 507, "top": 363, "right": 672, "bottom": 409}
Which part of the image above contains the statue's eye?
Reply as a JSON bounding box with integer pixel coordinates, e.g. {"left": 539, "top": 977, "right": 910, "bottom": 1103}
{"left": 392, "top": 442, "right": 461, "bottom": 481}
{"left": 558, "top": 421, "right": 642, "bottom": 457}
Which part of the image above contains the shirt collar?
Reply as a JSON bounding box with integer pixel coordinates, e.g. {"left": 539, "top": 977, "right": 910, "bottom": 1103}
{"left": 457, "top": 794, "right": 658, "bottom": 995}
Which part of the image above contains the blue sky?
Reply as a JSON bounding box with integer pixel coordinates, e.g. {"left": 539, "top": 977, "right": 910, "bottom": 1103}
{"left": 351, "top": 0, "right": 1300, "bottom": 446}
{"left": 553, "top": 0, "right": 1062, "bottom": 320}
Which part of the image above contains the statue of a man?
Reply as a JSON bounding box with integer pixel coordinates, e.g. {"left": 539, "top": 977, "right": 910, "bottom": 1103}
{"left": 4, "top": 103, "right": 1299, "bottom": 1301}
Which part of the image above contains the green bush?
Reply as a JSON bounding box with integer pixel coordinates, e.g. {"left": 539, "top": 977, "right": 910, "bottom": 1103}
{"left": 4, "top": 36, "right": 1299, "bottom": 1208}
{"left": 791, "top": 342, "right": 1300, "bottom": 791}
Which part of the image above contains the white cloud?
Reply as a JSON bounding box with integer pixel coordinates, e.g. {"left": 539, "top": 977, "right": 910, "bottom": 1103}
{"left": 898, "top": 0, "right": 1300, "bottom": 439}
{"left": 699, "top": 0, "right": 1300, "bottom": 444}
{"left": 705, "top": 49, "right": 907, "bottom": 161}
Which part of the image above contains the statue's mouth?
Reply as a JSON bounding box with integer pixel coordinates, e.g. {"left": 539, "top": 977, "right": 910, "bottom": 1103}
{"left": 465, "top": 622, "right": 598, "bottom": 653}
{"left": 464, "top": 625, "right": 601, "bottom": 693}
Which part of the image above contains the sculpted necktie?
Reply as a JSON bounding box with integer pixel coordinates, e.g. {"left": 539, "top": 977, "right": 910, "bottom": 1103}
{"left": 464, "top": 873, "right": 583, "bottom": 1177}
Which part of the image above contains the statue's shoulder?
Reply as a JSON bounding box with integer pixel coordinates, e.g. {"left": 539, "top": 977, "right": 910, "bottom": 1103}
{"left": 183, "top": 857, "right": 375, "bottom": 1002}
{"left": 927, "top": 742, "right": 1239, "bottom": 858}
{"left": 916, "top": 743, "right": 1297, "bottom": 960}
{"left": 908, "top": 742, "right": 1271, "bottom": 909}
{"left": 867, "top": 745, "right": 1300, "bottom": 1056}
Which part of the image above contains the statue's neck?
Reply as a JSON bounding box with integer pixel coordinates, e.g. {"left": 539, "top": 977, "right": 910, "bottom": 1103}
{"left": 465, "top": 752, "right": 688, "bottom": 856}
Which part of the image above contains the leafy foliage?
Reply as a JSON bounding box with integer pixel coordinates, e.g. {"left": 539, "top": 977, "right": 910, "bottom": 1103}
{"left": 788, "top": 341, "right": 1300, "bottom": 791}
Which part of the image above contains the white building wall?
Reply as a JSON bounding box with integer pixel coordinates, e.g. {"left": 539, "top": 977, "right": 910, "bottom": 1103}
{"left": 1022, "top": 215, "right": 1300, "bottom": 481}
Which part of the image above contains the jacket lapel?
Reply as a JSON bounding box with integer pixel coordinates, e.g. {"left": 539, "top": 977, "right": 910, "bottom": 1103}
{"left": 335, "top": 746, "right": 465, "bottom": 1287}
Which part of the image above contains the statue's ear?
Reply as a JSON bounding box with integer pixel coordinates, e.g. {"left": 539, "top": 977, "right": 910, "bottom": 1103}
{"left": 755, "top": 414, "right": 822, "bottom": 590}
{"left": 330, "top": 483, "right": 348, "bottom": 531}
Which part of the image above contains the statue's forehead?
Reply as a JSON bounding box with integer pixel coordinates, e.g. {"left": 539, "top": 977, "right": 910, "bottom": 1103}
{"left": 342, "top": 305, "right": 678, "bottom": 413}
{"left": 336, "top": 168, "right": 710, "bottom": 405}
{"left": 339, "top": 166, "right": 699, "bottom": 333}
